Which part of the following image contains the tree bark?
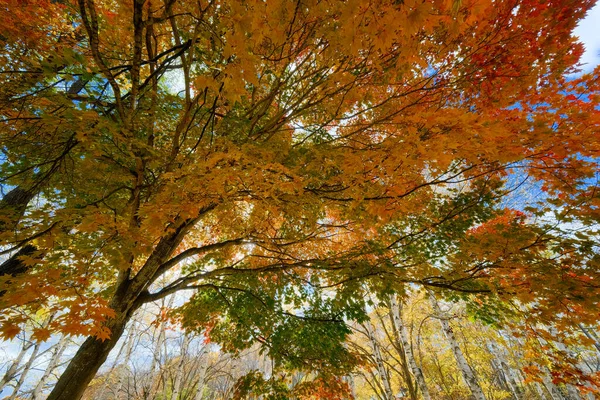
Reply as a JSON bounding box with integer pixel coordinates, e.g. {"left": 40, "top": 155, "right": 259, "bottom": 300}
{"left": 114, "top": 317, "right": 138, "bottom": 399}
{"left": 170, "top": 333, "right": 191, "bottom": 400}
{"left": 46, "top": 297, "right": 138, "bottom": 400}
{"left": 8, "top": 340, "right": 41, "bottom": 400}
{"left": 193, "top": 346, "right": 209, "bottom": 400}
{"left": 377, "top": 308, "right": 416, "bottom": 400}
{"left": 32, "top": 335, "right": 69, "bottom": 399}
{"left": 578, "top": 324, "right": 600, "bottom": 354}
{"left": 0, "top": 242, "right": 39, "bottom": 271}
{"left": 0, "top": 185, "right": 36, "bottom": 234}
{"left": 46, "top": 218, "right": 194, "bottom": 400}
{"left": 486, "top": 340, "right": 522, "bottom": 399}
{"left": 389, "top": 294, "right": 431, "bottom": 400}
{"left": 428, "top": 291, "right": 487, "bottom": 400}
{"left": 540, "top": 367, "right": 566, "bottom": 400}
{"left": 0, "top": 339, "right": 34, "bottom": 392}
{"left": 365, "top": 319, "right": 395, "bottom": 400}
{"left": 147, "top": 295, "right": 174, "bottom": 398}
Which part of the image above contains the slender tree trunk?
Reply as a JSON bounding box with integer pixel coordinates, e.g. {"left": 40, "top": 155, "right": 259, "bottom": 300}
{"left": 148, "top": 296, "right": 174, "bottom": 398}
{"left": 364, "top": 367, "right": 389, "bottom": 400}
{"left": 379, "top": 309, "right": 416, "bottom": 400}
{"left": 0, "top": 340, "right": 34, "bottom": 392}
{"left": 365, "top": 319, "right": 395, "bottom": 400}
{"left": 566, "top": 385, "right": 582, "bottom": 400}
{"left": 540, "top": 367, "right": 565, "bottom": 400}
{"left": 345, "top": 375, "right": 357, "bottom": 400}
{"left": 193, "top": 346, "right": 209, "bottom": 400}
{"left": 428, "top": 291, "right": 486, "bottom": 400}
{"left": 161, "top": 328, "right": 171, "bottom": 400}
{"left": 389, "top": 294, "right": 431, "bottom": 400}
{"left": 32, "top": 335, "right": 69, "bottom": 399}
{"left": 486, "top": 340, "right": 521, "bottom": 399}
{"left": 578, "top": 324, "right": 600, "bottom": 354}
{"left": 122, "top": 320, "right": 138, "bottom": 398}
{"left": 533, "top": 382, "right": 547, "bottom": 399}
{"left": 551, "top": 339, "right": 582, "bottom": 400}
{"left": 8, "top": 340, "right": 41, "bottom": 400}
{"left": 115, "top": 318, "right": 139, "bottom": 398}
{"left": 170, "top": 334, "right": 191, "bottom": 400}
{"left": 537, "top": 332, "right": 581, "bottom": 400}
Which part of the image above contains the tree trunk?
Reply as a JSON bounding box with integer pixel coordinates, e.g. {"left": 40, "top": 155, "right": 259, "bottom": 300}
{"left": 32, "top": 335, "right": 69, "bottom": 399}
{"left": 533, "top": 381, "right": 547, "bottom": 399}
{"left": 389, "top": 294, "right": 431, "bottom": 400}
{"left": 345, "top": 375, "right": 357, "bottom": 400}
{"left": 46, "top": 300, "right": 136, "bottom": 400}
{"left": 193, "top": 346, "right": 209, "bottom": 400}
{"left": 428, "top": 291, "right": 486, "bottom": 400}
{"left": 147, "top": 296, "right": 174, "bottom": 398}
{"left": 486, "top": 340, "right": 521, "bottom": 399}
{"left": 0, "top": 244, "right": 39, "bottom": 277}
{"left": 0, "top": 185, "right": 42, "bottom": 286}
{"left": 46, "top": 218, "right": 191, "bottom": 400}
{"left": 537, "top": 332, "right": 581, "bottom": 400}
{"left": 0, "top": 185, "right": 36, "bottom": 234}
{"left": 8, "top": 340, "right": 41, "bottom": 400}
{"left": 378, "top": 309, "right": 416, "bottom": 400}
{"left": 365, "top": 319, "right": 395, "bottom": 400}
{"left": 578, "top": 324, "right": 600, "bottom": 354}
{"left": 540, "top": 367, "right": 565, "bottom": 400}
{"left": 170, "top": 334, "right": 191, "bottom": 400}
{"left": 0, "top": 339, "right": 34, "bottom": 391}
{"left": 114, "top": 317, "right": 139, "bottom": 398}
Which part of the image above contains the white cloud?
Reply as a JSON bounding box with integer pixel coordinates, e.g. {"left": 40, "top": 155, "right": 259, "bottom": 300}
{"left": 574, "top": 4, "right": 600, "bottom": 71}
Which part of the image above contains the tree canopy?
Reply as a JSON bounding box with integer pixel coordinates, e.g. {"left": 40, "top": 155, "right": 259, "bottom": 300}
{"left": 0, "top": 0, "right": 599, "bottom": 398}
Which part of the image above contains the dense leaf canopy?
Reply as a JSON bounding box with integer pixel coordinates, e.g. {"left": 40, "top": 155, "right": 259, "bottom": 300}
{"left": 0, "top": 0, "right": 599, "bottom": 398}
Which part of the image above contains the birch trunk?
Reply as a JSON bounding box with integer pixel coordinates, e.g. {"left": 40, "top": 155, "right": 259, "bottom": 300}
{"left": 538, "top": 332, "right": 581, "bottom": 400}
{"left": 533, "top": 382, "right": 547, "bottom": 399}
{"left": 345, "top": 375, "right": 357, "bottom": 400}
{"left": 578, "top": 324, "right": 600, "bottom": 354}
{"left": 115, "top": 318, "right": 138, "bottom": 399}
{"left": 486, "top": 340, "right": 521, "bottom": 399}
{"left": 552, "top": 341, "right": 582, "bottom": 400}
{"left": 170, "top": 334, "right": 191, "bottom": 400}
{"left": 389, "top": 294, "right": 431, "bottom": 400}
{"left": 365, "top": 319, "right": 395, "bottom": 400}
{"left": 193, "top": 351, "right": 209, "bottom": 400}
{"left": 148, "top": 296, "right": 175, "bottom": 398}
{"left": 428, "top": 291, "right": 486, "bottom": 400}
{"left": 0, "top": 340, "right": 34, "bottom": 392}
{"left": 8, "top": 340, "right": 41, "bottom": 400}
{"left": 31, "top": 335, "right": 69, "bottom": 399}
{"left": 540, "top": 368, "right": 566, "bottom": 400}
{"left": 379, "top": 309, "right": 416, "bottom": 400}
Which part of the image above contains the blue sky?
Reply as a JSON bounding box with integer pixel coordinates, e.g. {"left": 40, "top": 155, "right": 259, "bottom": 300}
{"left": 575, "top": 3, "right": 600, "bottom": 71}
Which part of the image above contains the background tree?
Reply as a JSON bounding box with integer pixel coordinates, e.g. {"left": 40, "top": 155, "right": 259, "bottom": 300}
{"left": 349, "top": 290, "right": 600, "bottom": 399}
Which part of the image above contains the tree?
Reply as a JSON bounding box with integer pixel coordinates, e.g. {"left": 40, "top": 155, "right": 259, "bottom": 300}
{"left": 0, "top": 0, "right": 599, "bottom": 399}
{"left": 389, "top": 294, "right": 431, "bottom": 400}
{"left": 428, "top": 290, "right": 487, "bottom": 400}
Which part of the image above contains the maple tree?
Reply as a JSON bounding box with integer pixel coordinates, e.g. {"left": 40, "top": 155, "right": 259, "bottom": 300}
{"left": 0, "top": 0, "right": 599, "bottom": 398}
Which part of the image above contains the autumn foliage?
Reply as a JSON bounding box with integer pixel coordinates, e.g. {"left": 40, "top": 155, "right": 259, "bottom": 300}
{"left": 0, "top": 0, "right": 599, "bottom": 398}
